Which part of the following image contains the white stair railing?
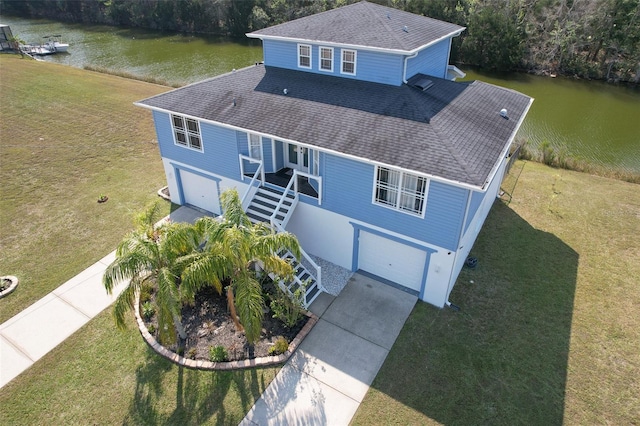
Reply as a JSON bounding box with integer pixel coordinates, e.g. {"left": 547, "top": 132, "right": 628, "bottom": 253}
{"left": 240, "top": 161, "right": 264, "bottom": 211}
{"left": 272, "top": 220, "right": 322, "bottom": 296}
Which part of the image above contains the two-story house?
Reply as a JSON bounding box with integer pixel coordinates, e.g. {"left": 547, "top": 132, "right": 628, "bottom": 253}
{"left": 136, "top": 1, "right": 533, "bottom": 309}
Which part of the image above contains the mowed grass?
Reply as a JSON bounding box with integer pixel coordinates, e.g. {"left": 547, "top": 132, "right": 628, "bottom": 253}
{"left": 0, "top": 54, "right": 170, "bottom": 323}
{"left": 0, "top": 309, "right": 279, "bottom": 425}
{"left": 353, "top": 161, "right": 640, "bottom": 425}
{"left": 0, "top": 55, "right": 279, "bottom": 424}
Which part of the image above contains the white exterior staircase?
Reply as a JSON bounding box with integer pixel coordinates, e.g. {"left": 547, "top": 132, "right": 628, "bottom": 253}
{"left": 244, "top": 184, "right": 323, "bottom": 307}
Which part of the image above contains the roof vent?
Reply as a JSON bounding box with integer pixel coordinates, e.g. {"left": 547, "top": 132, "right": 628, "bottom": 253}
{"left": 283, "top": 88, "right": 288, "bottom": 95}
{"left": 500, "top": 108, "right": 508, "bottom": 119}
{"left": 403, "top": 25, "right": 408, "bottom": 32}
{"left": 387, "top": 13, "right": 391, "bottom": 19}
{"left": 413, "top": 77, "right": 434, "bottom": 92}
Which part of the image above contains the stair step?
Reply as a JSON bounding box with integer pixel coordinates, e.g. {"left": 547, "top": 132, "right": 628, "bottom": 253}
{"left": 247, "top": 205, "right": 273, "bottom": 218}
{"left": 247, "top": 211, "right": 268, "bottom": 223}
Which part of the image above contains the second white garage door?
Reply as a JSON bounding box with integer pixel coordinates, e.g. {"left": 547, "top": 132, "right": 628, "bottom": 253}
{"left": 179, "top": 170, "right": 221, "bottom": 215}
{"left": 357, "top": 231, "right": 426, "bottom": 293}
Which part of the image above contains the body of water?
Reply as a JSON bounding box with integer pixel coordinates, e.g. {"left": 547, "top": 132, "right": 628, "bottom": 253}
{"left": 3, "top": 16, "right": 640, "bottom": 172}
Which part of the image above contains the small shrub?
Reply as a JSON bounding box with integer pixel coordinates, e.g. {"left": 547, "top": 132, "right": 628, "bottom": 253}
{"left": 209, "top": 345, "right": 228, "bottom": 362}
{"left": 141, "top": 301, "right": 155, "bottom": 320}
{"left": 187, "top": 347, "right": 197, "bottom": 360}
{"left": 177, "top": 346, "right": 185, "bottom": 356}
{"left": 139, "top": 284, "right": 153, "bottom": 303}
{"left": 540, "top": 140, "right": 556, "bottom": 166}
{"left": 147, "top": 324, "right": 156, "bottom": 334}
{"left": 268, "top": 337, "right": 289, "bottom": 356}
{"left": 270, "top": 281, "right": 306, "bottom": 328}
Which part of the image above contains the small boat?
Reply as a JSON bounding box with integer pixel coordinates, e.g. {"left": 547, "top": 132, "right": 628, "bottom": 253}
{"left": 22, "top": 44, "right": 54, "bottom": 55}
{"left": 43, "top": 35, "right": 69, "bottom": 53}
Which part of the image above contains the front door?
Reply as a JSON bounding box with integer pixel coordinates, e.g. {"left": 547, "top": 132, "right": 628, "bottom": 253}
{"left": 286, "top": 143, "right": 309, "bottom": 173}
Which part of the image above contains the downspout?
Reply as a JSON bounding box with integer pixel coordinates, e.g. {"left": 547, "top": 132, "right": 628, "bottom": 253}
{"left": 445, "top": 189, "right": 472, "bottom": 311}
{"left": 402, "top": 51, "right": 419, "bottom": 84}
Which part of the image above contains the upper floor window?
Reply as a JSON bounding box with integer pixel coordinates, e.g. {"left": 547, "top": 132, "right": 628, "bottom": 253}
{"left": 320, "top": 47, "right": 333, "bottom": 72}
{"left": 172, "top": 114, "right": 202, "bottom": 151}
{"left": 248, "top": 133, "right": 262, "bottom": 160}
{"left": 374, "top": 166, "right": 427, "bottom": 216}
{"left": 341, "top": 49, "right": 357, "bottom": 75}
{"left": 298, "top": 44, "right": 311, "bottom": 69}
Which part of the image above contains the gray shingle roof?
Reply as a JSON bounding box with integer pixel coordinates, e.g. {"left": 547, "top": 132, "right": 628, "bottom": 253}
{"left": 138, "top": 65, "right": 532, "bottom": 188}
{"left": 247, "top": 1, "right": 464, "bottom": 52}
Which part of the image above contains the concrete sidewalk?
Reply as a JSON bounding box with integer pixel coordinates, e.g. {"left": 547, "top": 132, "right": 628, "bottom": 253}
{"left": 241, "top": 273, "right": 417, "bottom": 425}
{"left": 0, "top": 251, "right": 122, "bottom": 388}
{"left": 0, "top": 206, "right": 208, "bottom": 389}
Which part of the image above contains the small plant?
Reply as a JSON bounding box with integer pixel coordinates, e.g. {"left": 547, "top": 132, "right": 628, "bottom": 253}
{"left": 141, "top": 301, "right": 155, "bottom": 320}
{"left": 187, "top": 347, "right": 197, "bottom": 359}
{"left": 147, "top": 324, "right": 156, "bottom": 334}
{"left": 97, "top": 194, "right": 108, "bottom": 203}
{"left": 540, "top": 140, "right": 556, "bottom": 166}
{"left": 139, "top": 284, "right": 153, "bottom": 303}
{"left": 270, "top": 280, "right": 306, "bottom": 328}
{"left": 268, "top": 337, "right": 289, "bottom": 356}
{"left": 176, "top": 346, "right": 185, "bottom": 356}
{"left": 209, "top": 345, "right": 229, "bottom": 362}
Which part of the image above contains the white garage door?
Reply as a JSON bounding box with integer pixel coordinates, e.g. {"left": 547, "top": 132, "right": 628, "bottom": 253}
{"left": 358, "top": 231, "right": 426, "bottom": 293}
{"left": 179, "top": 170, "right": 220, "bottom": 214}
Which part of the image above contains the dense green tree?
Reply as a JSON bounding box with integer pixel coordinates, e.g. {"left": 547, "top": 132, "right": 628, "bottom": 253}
{"left": 103, "top": 202, "right": 199, "bottom": 345}
{"left": 181, "top": 189, "right": 301, "bottom": 345}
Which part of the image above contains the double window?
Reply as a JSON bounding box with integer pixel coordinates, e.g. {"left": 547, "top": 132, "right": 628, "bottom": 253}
{"left": 298, "top": 44, "right": 311, "bottom": 69}
{"left": 319, "top": 47, "right": 333, "bottom": 72}
{"left": 171, "top": 114, "right": 202, "bottom": 151}
{"left": 374, "top": 167, "right": 427, "bottom": 216}
{"left": 341, "top": 49, "right": 357, "bottom": 75}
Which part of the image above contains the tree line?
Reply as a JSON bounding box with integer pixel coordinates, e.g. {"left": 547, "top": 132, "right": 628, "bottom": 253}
{"left": 2, "top": 0, "right": 638, "bottom": 83}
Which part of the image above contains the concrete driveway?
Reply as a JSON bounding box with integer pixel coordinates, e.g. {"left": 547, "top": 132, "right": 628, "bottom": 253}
{"left": 241, "top": 273, "right": 418, "bottom": 425}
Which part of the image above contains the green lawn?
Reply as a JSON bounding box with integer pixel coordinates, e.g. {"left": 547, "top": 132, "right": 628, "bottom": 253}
{"left": 0, "top": 54, "right": 170, "bottom": 323}
{"left": 1, "top": 54, "right": 638, "bottom": 425}
{"left": 353, "top": 161, "right": 640, "bottom": 425}
{"left": 0, "top": 55, "right": 278, "bottom": 425}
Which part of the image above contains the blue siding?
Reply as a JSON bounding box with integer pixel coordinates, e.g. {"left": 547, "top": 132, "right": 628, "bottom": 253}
{"left": 464, "top": 190, "right": 485, "bottom": 233}
{"left": 317, "top": 154, "right": 466, "bottom": 251}
{"left": 263, "top": 39, "right": 404, "bottom": 86}
{"left": 236, "top": 131, "right": 258, "bottom": 175}
{"left": 406, "top": 38, "right": 451, "bottom": 80}
{"left": 237, "top": 131, "right": 249, "bottom": 155}
{"left": 153, "top": 111, "right": 241, "bottom": 180}
{"left": 275, "top": 140, "right": 285, "bottom": 170}
{"left": 263, "top": 138, "right": 274, "bottom": 173}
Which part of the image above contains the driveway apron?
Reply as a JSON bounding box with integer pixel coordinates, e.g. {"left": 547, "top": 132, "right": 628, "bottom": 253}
{"left": 241, "top": 273, "right": 418, "bottom": 425}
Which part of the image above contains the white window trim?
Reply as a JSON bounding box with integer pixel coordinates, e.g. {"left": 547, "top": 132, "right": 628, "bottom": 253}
{"left": 372, "top": 166, "right": 428, "bottom": 218}
{"left": 319, "top": 46, "right": 334, "bottom": 72}
{"left": 298, "top": 43, "right": 311, "bottom": 69}
{"left": 341, "top": 49, "right": 357, "bottom": 75}
{"left": 248, "top": 132, "right": 262, "bottom": 160}
{"left": 171, "top": 114, "right": 203, "bottom": 152}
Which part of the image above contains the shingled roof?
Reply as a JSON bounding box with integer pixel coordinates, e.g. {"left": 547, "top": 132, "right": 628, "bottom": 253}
{"left": 247, "top": 1, "right": 465, "bottom": 53}
{"left": 137, "top": 65, "right": 532, "bottom": 188}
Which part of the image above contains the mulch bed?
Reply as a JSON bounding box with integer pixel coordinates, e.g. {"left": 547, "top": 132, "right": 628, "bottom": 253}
{"left": 143, "top": 285, "right": 308, "bottom": 362}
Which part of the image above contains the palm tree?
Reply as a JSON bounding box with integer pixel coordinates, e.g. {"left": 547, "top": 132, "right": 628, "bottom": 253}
{"left": 103, "top": 202, "right": 199, "bottom": 345}
{"left": 181, "top": 189, "right": 302, "bottom": 344}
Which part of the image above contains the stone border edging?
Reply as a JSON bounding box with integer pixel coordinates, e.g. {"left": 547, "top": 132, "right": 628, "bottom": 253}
{"left": 134, "top": 291, "right": 318, "bottom": 370}
{"left": 157, "top": 186, "right": 171, "bottom": 201}
{"left": 0, "top": 276, "right": 19, "bottom": 298}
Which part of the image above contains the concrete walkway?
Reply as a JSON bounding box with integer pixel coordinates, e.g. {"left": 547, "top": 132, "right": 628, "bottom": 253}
{"left": 241, "top": 273, "right": 417, "bottom": 425}
{"left": 1, "top": 205, "right": 418, "bottom": 426}
{"left": 0, "top": 206, "right": 207, "bottom": 389}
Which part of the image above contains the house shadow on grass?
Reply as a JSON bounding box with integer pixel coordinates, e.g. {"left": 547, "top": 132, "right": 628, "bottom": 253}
{"left": 360, "top": 200, "right": 578, "bottom": 426}
{"left": 122, "top": 347, "right": 272, "bottom": 425}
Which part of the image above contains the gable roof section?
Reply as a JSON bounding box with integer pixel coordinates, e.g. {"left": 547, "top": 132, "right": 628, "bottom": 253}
{"left": 137, "top": 65, "right": 532, "bottom": 188}
{"left": 247, "top": 1, "right": 465, "bottom": 53}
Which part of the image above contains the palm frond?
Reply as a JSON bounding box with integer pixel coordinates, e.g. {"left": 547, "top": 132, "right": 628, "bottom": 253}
{"left": 234, "top": 275, "right": 265, "bottom": 344}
